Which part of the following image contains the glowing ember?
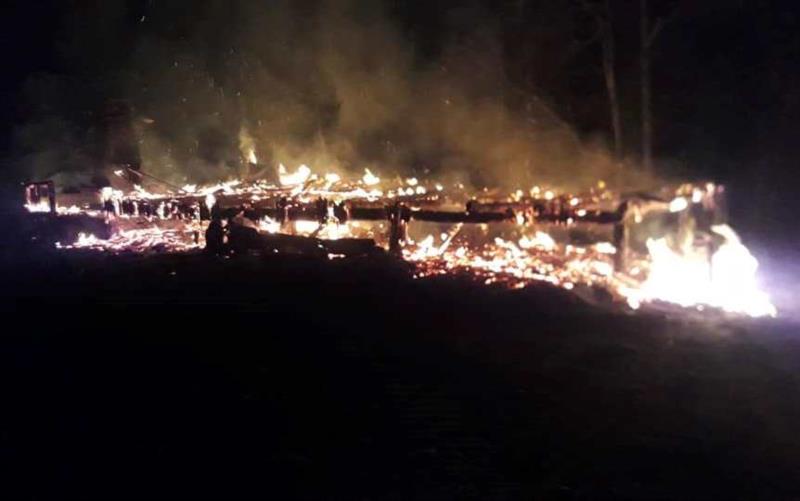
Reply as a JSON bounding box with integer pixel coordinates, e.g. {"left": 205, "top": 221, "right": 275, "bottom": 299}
{"left": 518, "top": 231, "right": 556, "bottom": 251}
{"left": 260, "top": 216, "right": 281, "bottom": 234}
{"left": 279, "top": 164, "right": 312, "bottom": 186}
{"left": 362, "top": 168, "right": 380, "bottom": 186}
{"left": 669, "top": 196, "right": 688, "bottom": 212}
{"left": 405, "top": 234, "right": 605, "bottom": 292}
{"left": 35, "top": 165, "right": 776, "bottom": 318}
{"left": 317, "top": 221, "right": 351, "bottom": 240}
{"left": 294, "top": 220, "right": 320, "bottom": 234}
{"left": 56, "top": 228, "right": 200, "bottom": 253}
{"left": 25, "top": 201, "right": 52, "bottom": 213}
{"left": 25, "top": 201, "right": 94, "bottom": 215}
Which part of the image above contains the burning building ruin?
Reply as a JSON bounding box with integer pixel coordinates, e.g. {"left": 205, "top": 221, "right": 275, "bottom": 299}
{"left": 22, "top": 166, "right": 776, "bottom": 318}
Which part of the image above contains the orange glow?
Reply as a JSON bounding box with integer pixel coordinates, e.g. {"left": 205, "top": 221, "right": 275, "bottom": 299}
{"left": 43, "top": 165, "right": 775, "bottom": 318}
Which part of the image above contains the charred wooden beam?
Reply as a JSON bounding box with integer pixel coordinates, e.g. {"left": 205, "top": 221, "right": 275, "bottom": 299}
{"left": 109, "top": 190, "right": 629, "bottom": 229}
{"left": 226, "top": 220, "right": 381, "bottom": 257}
{"left": 24, "top": 181, "right": 56, "bottom": 213}
{"left": 25, "top": 213, "right": 112, "bottom": 245}
{"left": 388, "top": 203, "right": 407, "bottom": 255}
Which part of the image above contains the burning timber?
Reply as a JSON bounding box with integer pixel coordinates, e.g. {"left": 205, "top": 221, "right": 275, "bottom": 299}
{"left": 21, "top": 167, "right": 776, "bottom": 317}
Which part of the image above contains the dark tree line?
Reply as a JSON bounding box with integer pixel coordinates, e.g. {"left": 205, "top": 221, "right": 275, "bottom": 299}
{"left": 5, "top": 0, "right": 800, "bottom": 235}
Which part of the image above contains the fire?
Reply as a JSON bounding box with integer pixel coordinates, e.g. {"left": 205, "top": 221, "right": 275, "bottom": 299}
{"left": 518, "top": 231, "right": 556, "bottom": 251}
{"left": 279, "top": 164, "right": 312, "bottom": 186}
{"left": 56, "top": 228, "right": 200, "bottom": 253}
{"left": 362, "top": 168, "right": 380, "bottom": 186}
{"left": 317, "top": 221, "right": 351, "bottom": 240}
{"left": 668, "top": 196, "right": 688, "bottom": 212}
{"left": 259, "top": 216, "right": 281, "bottom": 234}
{"left": 624, "top": 225, "right": 776, "bottom": 317}
{"left": 24, "top": 202, "right": 91, "bottom": 215}
{"left": 294, "top": 220, "right": 320, "bottom": 234}
{"left": 405, "top": 234, "right": 599, "bottom": 291}
{"left": 25, "top": 201, "right": 52, "bottom": 213}
{"left": 32, "top": 164, "right": 776, "bottom": 318}
{"left": 205, "top": 193, "right": 217, "bottom": 211}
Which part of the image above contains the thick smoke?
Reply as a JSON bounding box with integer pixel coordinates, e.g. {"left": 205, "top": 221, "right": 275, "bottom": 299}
{"left": 11, "top": 0, "right": 631, "bottom": 190}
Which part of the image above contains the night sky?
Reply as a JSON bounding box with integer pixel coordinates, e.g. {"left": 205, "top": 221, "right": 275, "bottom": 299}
{"left": 3, "top": 0, "right": 800, "bottom": 234}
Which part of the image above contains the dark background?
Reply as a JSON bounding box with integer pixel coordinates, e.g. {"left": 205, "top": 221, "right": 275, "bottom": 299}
{"left": 2, "top": 0, "right": 800, "bottom": 235}
{"left": 2, "top": 2, "right": 800, "bottom": 499}
{"left": 2, "top": 249, "right": 800, "bottom": 499}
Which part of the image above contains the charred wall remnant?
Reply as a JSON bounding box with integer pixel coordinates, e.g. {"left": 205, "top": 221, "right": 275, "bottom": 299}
{"left": 23, "top": 177, "right": 729, "bottom": 276}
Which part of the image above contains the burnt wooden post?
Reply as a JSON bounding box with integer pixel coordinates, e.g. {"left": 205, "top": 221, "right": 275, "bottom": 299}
{"left": 612, "top": 201, "right": 629, "bottom": 272}
{"left": 199, "top": 199, "right": 211, "bottom": 220}
{"left": 46, "top": 181, "right": 56, "bottom": 213}
{"left": 316, "top": 198, "right": 329, "bottom": 225}
{"left": 277, "top": 197, "right": 290, "bottom": 231}
{"left": 336, "top": 201, "right": 351, "bottom": 224}
{"left": 205, "top": 214, "right": 225, "bottom": 255}
{"left": 388, "top": 203, "right": 408, "bottom": 256}
{"left": 24, "top": 181, "right": 57, "bottom": 213}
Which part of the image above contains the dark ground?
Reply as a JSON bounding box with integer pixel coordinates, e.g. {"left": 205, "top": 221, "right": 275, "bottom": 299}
{"left": 2, "top": 226, "right": 800, "bottom": 500}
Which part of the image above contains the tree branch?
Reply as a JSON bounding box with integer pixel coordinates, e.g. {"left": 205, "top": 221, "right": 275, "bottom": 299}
{"left": 646, "top": 17, "right": 665, "bottom": 46}
{"left": 568, "top": 26, "right": 604, "bottom": 57}
{"left": 572, "top": 0, "right": 606, "bottom": 55}
{"left": 646, "top": 4, "right": 680, "bottom": 47}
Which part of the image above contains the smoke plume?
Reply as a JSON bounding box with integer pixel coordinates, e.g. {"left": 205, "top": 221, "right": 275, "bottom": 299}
{"left": 10, "top": 0, "right": 631, "bottom": 190}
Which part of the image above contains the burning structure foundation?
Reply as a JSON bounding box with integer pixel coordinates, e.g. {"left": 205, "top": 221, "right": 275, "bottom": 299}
{"left": 21, "top": 166, "right": 775, "bottom": 317}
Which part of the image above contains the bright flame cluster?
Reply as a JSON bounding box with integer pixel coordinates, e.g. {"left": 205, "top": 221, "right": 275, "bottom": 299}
{"left": 622, "top": 225, "right": 776, "bottom": 317}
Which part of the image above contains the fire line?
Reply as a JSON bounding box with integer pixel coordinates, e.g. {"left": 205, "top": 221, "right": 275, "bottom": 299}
{"left": 23, "top": 167, "right": 776, "bottom": 318}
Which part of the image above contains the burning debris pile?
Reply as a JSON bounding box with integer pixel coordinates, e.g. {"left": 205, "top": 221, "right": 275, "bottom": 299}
{"left": 23, "top": 166, "right": 776, "bottom": 317}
